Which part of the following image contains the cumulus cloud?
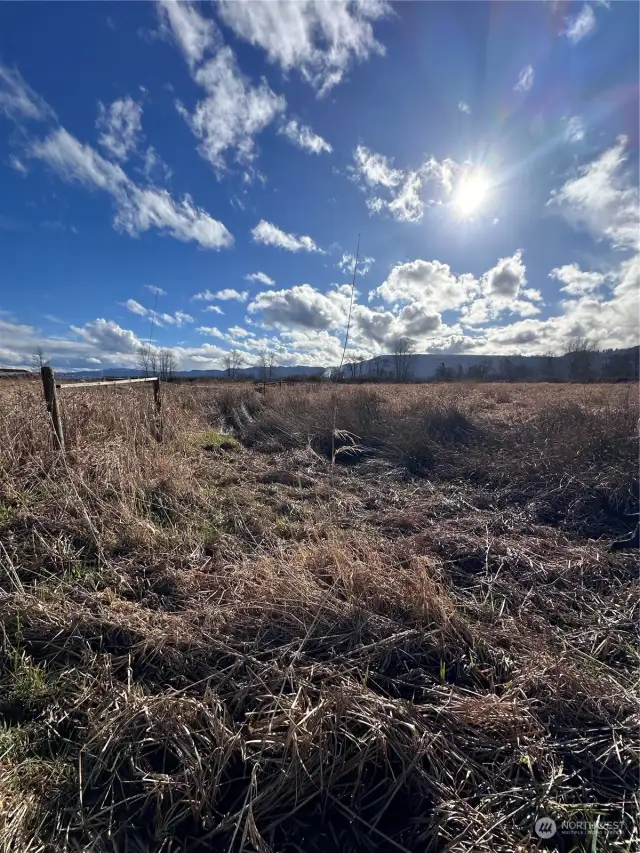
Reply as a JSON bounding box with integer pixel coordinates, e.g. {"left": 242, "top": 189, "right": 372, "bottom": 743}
{"left": 251, "top": 219, "right": 322, "bottom": 252}
{"left": 550, "top": 263, "right": 606, "bottom": 296}
{"left": 71, "top": 318, "right": 142, "bottom": 353}
{"left": 96, "top": 97, "right": 143, "bottom": 161}
{"left": 203, "top": 304, "right": 224, "bottom": 314}
{"left": 245, "top": 271, "right": 275, "bottom": 285}
{"left": 548, "top": 135, "right": 639, "bottom": 250}
{"left": 376, "top": 259, "right": 477, "bottom": 312}
{"left": 565, "top": 4, "right": 596, "bottom": 43}
{"left": 279, "top": 118, "right": 332, "bottom": 154}
{"left": 248, "top": 283, "right": 349, "bottom": 330}
{"left": 29, "top": 127, "right": 233, "bottom": 249}
{"left": 216, "top": 0, "right": 390, "bottom": 95}
{"left": 514, "top": 64, "right": 534, "bottom": 92}
{"left": 145, "top": 284, "right": 166, "bottom": 296}
{"left": 0, "top": 64, "right": 55, "bottom": 121}
{"left": 482, "top": 251, "right": 526, "bottom": 297}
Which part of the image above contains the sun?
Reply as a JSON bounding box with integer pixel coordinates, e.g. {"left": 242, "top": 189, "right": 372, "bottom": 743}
{"left": 453, "top": 170, "right": 490, "bottom": 217}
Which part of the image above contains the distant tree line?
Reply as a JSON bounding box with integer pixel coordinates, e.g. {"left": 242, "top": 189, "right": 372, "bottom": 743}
{"left": 29, "top": 336, "right": 637, "bottom": 384}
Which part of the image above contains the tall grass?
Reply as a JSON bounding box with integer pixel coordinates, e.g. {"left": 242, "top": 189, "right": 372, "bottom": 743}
{"left": 0, "top": 380, "right": 637, "bottom": 851}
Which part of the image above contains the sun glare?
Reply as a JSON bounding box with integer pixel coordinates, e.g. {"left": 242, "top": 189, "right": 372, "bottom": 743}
{"left": 454, "top": 170, "right": 490, "bottom": 217}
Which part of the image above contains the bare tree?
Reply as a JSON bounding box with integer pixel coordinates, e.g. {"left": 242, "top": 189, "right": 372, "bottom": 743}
{"left": 393, "top": 337, "right": 416, "bottom": 382}
{"left": 258, "top": 349, "right": 277, "bottom": 382}
{"left": 369, "top": 354, "right": 389, "bottom": 379}
{"left": 158, "top": 349, "right": 178, "bottom": 381}
{"left": 223, "top": 348, "right": 244, "bottom": 380}
{"left": 565, "top": 336, "right": 598, "bottom": 382}
{"left": 541, "top": 349, "right": 556, "bottom": 381}
{"left": 31, "top": 346, "right": 47, "bottom": 373}
{"left": 137, "top": 344, "right": 159, "bottom": 377}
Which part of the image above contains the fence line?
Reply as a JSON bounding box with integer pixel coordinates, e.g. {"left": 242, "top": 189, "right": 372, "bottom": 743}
{"left": 41, "top": 367, "right": 162, "bottom": 450}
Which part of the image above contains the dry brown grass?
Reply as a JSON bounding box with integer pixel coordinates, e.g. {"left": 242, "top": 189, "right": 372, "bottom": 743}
{"left": 0, "top": 380, "right": 638, "bottom": 852}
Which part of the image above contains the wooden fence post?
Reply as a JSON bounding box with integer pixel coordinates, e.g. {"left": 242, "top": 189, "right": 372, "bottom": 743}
{"left": 153, "top": 378, "right": 163, "bottom": 442}
{"left": 41, "top": 365, "right": 65, "bottom": 450}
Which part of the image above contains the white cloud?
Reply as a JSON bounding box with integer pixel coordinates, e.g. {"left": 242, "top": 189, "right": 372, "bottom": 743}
{"left": 216, "top": 0, "right": 390, "bottom": 95}
{"left": 215, "top": 289, "right": 248, "bottom": 302}
{"left": 160, "top": 309, "right": 194, "bottom": 326}
{"left": 71, "top": 318, "right": 142, "bottom": 353}
{"left": 279, "top": 118, "right": 332, "bottom": 154}
{"left": 96, "top": 97, "right": 143, "bottom": 161}
{"left": 251, "top": 219, "right": 322, "bottom": 252}
{"left": 482, "top": 251, "right": 526, "bottom": 298}
{"left": 248, "top": 283, "right": 350, "bottom": 330}
{"left": 352, "top": 145, "right": 403, "bottom": 189}
{"left": 193, "top": 288, "right": 247, "bottom": 302}
{"left": 548, "top": 135, "right": 639, "bottom": 250}
{"left": 245, "top": 271, "right": 275, "bottom": 285}
{"left": 125, "top": 298, "right": 148, "bottom": 317}
{"left": 350, "top": 146, "right": 458, "bottom": 222}
{"left": 338, "top": 252, "right": 375, "bottom": 276}
{"left": 565, "top": 115, "right": 585, "bottom": 143}
{"left": 565, "top": 4, "right": 596, "bottom": 43}
{"left": 156, "top": 0, "right": 219, "bottom": 67}
{"left": 142, "top": 146, "right": 172, "bottom": 182}
{"left": 387, "top": 171, "right": 423, "bottom": 222}
{"left": 198, "top": 326, "right": 226, "bottom": 339}
{"left": 550, "top": 263, "right": 606, "bottom": 296}
{"left": 203, "top": 304, "right": 224, "bottom": 315}
{"left": 9, "top": 155, "right": 28, "bottom": 175}
{"left": 376, "top": 260, "right": 477, "bottom": 312}
{"left": 182, "top": 46, "right": 286, "bottom": 170}
{"left": 514, "top": 64, "right": 534, "bottom": 92}
{"left": 0, "top": 64, "right": 55, "bottom": 121}
{"left": 458, "top": 101, "right": 471, "bottom": 114}
{"left": 30, "top": 128, "right": 233, "bottom": 250}
{"left": 145, "top": 284, "right": 166, "bottom": 296}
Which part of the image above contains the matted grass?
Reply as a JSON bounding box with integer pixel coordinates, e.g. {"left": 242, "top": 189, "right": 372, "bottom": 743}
{"left": 0, "top": 381, "right": 637, "bottom": 851}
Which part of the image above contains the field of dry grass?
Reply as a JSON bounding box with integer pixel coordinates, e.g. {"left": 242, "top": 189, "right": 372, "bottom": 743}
{"left": 0, "top": 380, "right": 637, "bottom": 852}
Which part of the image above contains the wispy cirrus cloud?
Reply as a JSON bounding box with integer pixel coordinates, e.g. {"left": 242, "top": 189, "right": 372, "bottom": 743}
{"left": 216, "top": 0, "right": 391, "bottom": 95}
{"left": 350, "top": 145, "right": 458, "bottom": 223}
{"left": 514, "top": 64, "right": 534, "bottom": 92}
{"left": 565, "top": 4, "right": 596, "bottom": 43}
{"left": 251, "top": 220, "right": 322, "bottom": 253}
{"left": 158, "top": 0, "right": 285, "bottom": 172}
{"left": 29, "top": 127, "right": 233, "bottom": 250}
{"left": 0, "top": 64, "right": 55, "bottom": 121}
{"left": 278, "top": 118, "right": 332, "bottom": 154}
{"left": 97, "top": 97, "right": 143, "bottom": 161}
{"left": 548, "top": 135, "right": 639, "bottom": 250}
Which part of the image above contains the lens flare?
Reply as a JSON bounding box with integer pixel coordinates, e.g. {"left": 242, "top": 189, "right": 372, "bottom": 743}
{"left": 454, "top": 170, "right": 490, "bottom": 217}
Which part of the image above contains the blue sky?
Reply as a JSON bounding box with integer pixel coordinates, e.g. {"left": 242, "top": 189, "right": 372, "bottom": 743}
{"left": 1, "top": 0, "right": 638, "bottom": 371}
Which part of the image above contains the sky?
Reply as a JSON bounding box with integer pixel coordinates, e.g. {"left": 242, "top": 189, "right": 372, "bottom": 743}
{"left": 1, "top": 0, "right": 638, "bottom": 372}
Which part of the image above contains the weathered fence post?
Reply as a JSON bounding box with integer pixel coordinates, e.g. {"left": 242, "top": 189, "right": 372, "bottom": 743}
{"left": 153, "top": 378, "right": 163, "bottom": 442}
{"left": 41, "top": 365, "right": 65, "bottom": 450}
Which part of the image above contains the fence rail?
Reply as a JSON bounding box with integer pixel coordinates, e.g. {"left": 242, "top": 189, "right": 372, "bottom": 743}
{"left": 56, "top": 376, "right": 159, "bottom": 390}
{"left": 41, "top": 366, "right": 162, "bottom": 450}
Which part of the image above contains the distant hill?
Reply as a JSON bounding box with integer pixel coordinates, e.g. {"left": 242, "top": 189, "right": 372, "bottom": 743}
{"left": 49, "top": 345, "right": 638, "bottom": 381}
